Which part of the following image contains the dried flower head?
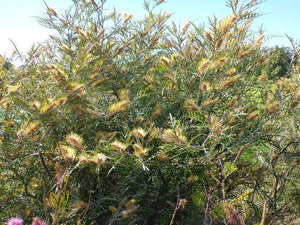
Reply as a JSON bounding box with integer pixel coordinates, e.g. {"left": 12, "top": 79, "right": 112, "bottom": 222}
{"left": 160, "top": 56, "right": 172, "bottom": 68}
{"left": 125, "top": 199, "right": 136, "bottom": 209}
{"left": 238, "top": 49, "right": 253, "bottom": 59}
{"left": 220, "top": 75, "right": 240, "bottom": 89}
{"left": 133, "top": 144, "right": 149, "bottom": 157}
{"left": 124, "top": 13, "right": 133, "bottom": 23}
{"left": 59, "top": 145, "right": 77, "bottom": 162}
{"left": 6, "top": 84, "right": 23, "bottom": 94}
{"left": 66, "top": 133, "right": 84, "bottom": 150}
{"left": 40, "top": 96, "right": 67, "bottom": 114}
{"left": 17, "top": 121, "right": 40, "bottom": 139}
{"left": 108, "top": 100, "right": 130, "bottom": 115}
{"left": 161, "top": 129, "right": 177, "bottom": 143}
{"left": 197, "top": 58, "right": 211, "bottom": 72}
{"left": 181, "top": 21, "right": 191, "bottom": 35}
{"left": 92, "top": 78, "right": 109, "bottom": 87}
{"left": 92, "top": 153, "right": 107, "bottom": 164}
{"left": 132, "top": 127, "right": 147, "bottom": 139}
{"left": 205, "top": 31, "right": 213, "bottom": 42}
{"left": 148, "top": 127, "right": 160, "bottom": 141}
{"left": 109, "top": 205, "right": 117, "bottom": 213}
{"left": 67, "top": 83, "right": 85, "bottom": 95}
{"left": 200, "top": 82, "right": 211, "bottom": 92}
{"left": 30, "top": 101, "right": 41, "bottom": 111}
{"left": 153, "top": 105, "right": 163, "bottom": 116}
{"left": 179, "top": 199, "right": 188, "bottom": 209}
{"left": 120, "top": 89, "right": 130, "bottom": 101}
{"left": 111, "top": 140, "right": 127, "bottom": 152}
{"left": 157, "top": 153, "right": 169, "bottom": 161}
{"left": 248, "top": 111, "right": 259, "bottom": 120}
{"left": 187, "top": 175, "right": 199, "bottom": 184}
{"left": 265, "top": 101, "right": 280, "bottom": 114}
{"left": 203, "top": 99, "right": 216, "bottom": 107}
{"left": 228, "top": 96, "right": 238, "bottom": 107}
{"left": 226, "top": 68, "right": 237, "bottom": 76}
{"left": 79, "top": 153, "right": 91, "bottom": 163}
{"left": 219, "top": 15, "right": 237, "bottom": 34}
{"left": 255, "top": 34, "right": 264, "bottom": 46}
{"left": 257, "top": 74, "right": 267, "bottom": 82}
{"left": 215, "top": 38, "right": 224, "bottom": 50}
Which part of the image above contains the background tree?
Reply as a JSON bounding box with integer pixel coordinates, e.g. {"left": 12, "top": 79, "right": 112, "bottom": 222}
{"left": 262, "top": 46, "right": 293, "bottom": 79}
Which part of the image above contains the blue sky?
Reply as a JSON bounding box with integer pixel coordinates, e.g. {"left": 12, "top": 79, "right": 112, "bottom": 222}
{"left": 0, "top": 0, "right": 299, "bottom": 56}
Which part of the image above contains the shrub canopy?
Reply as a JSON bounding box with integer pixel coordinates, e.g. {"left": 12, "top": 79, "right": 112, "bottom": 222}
{"left": 0, "top": 0, "right": 299, "bottom": 224}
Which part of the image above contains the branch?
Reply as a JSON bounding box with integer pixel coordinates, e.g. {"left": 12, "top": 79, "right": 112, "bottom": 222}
{"left": 278, "top": 141, "right": 299, "bottom": 155}
{"left": 38, "top": 149, "right": 51, "bottom": 177}
{"left": 272, "top": 141, "right": 300, "bottom": 165}
{"left": 169, "top": 193, "right": 180, "bottom": 225}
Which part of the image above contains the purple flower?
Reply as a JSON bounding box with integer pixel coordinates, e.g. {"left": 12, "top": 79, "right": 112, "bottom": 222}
{"left": 7, "top": 218, "right": 23, "bottom": 225}
{"left": 32, "top": 218, "right": 47, "bottom": 225}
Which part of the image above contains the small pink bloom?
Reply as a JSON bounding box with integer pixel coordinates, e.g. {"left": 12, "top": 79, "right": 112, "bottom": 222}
{"left": 32, "top": 217, "right": 47, "bottom": 225}
{"left": 7, "top": 218, "right": 23, "bottom": 225}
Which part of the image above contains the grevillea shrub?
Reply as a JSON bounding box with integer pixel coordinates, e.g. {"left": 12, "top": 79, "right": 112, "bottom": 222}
{"left": 0, "top": 0, "right": 299, "bottom": 224}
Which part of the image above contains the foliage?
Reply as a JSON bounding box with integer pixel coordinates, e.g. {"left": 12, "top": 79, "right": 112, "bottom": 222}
{"left": 262, "top": 46, "right": 293, "bottom": 80}
{"left": 0, "top": 0, "right": 299, "bottom": 224}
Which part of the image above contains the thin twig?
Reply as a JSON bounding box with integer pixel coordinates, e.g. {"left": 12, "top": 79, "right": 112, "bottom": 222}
{"left": 78, "top": 190, "right": 93, "bottom": 224}
{"left": 169, "top": 193, "right": 180, "bottom": 225}
{"left": 38, "top": 149, "right": 51, "bottom": 177}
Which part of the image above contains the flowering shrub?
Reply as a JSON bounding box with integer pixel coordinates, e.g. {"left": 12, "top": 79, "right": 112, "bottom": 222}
{"left": 0, "top": 0, "right": 299, "bottom": 224}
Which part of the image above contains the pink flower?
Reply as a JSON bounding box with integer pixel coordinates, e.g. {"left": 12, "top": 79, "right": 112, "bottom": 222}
{"left": 32, "top": 218, "right": 47, "bottom": 225}
{"left": 7, "top": 218, "right": 23, "bottom": 225}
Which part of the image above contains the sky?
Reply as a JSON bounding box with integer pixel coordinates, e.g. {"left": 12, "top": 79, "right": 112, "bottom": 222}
{"left": 0, "top": 0, "right": 299, "bottom": 57}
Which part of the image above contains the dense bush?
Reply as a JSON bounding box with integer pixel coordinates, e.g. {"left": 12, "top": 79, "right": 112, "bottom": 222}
{"left": 0, "top": 0, "right": 299, "bottom": 224}
{"left": 262, "top": 46, "right": 294, "bottom": 80}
